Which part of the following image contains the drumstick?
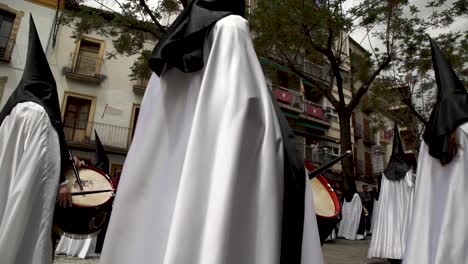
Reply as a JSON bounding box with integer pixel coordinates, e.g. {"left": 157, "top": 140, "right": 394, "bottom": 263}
{"left": 68, "top": 149, "right": 84, "bottom": 190}
{"left": 308, "top": 150, "right": 352, "bottom": 180}
{"left": 71, "top": 189, "right": 114, "bottom": 196}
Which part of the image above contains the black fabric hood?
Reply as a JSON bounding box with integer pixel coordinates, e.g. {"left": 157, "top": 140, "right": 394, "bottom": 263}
{"left": 93, "top": 130, "right": 110, "bottom": 174}
{"left": 0, "top": 15, "right": 70, "bottom": 181}
{"left": 149, "top": 0, "right": 245, "bottom": 76}
{"left": 423, "top": 37, "right": 468, "bottom": 164}
{"left": 384, "top": 122, "right": 410, "bottom": 181}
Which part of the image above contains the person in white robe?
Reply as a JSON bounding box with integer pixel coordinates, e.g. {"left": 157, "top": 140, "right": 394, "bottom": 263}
{"left": 55, "top": 131, "right": 110, "bottom": 259}
{"left": 368, "top": 123, "right": 415, "bottom": 263}
{"left": 337, "top": 191, "right": 364, "bottom": 240}
{"left": 0, "top": 15, "right": 72, "bottom": 264}
{"left": 404, "top": 38, "right": 468, "bottom": 264}
{"left": 100, "top": 1, "right": 323, "bottom": 263}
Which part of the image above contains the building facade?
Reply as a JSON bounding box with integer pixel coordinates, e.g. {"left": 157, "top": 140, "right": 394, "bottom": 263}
{"left": 0, "top": 1, "right": 144, "bottom": 177}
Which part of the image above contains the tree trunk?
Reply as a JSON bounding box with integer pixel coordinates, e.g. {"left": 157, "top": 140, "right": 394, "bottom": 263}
{"left": 338, "top": 111, "right": 356, "bottom": 194}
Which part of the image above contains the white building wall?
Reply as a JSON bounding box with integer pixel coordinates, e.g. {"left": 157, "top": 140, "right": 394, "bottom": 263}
{"left": 0, "top": 1, "right": 57, "bottom": 106}
{"left": 48, "top": 23, "right": 144, "bottom": 128}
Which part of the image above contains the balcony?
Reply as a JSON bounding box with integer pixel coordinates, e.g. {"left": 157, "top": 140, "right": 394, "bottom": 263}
{"left": 301, "top": 144, "right": 339, "bottom": 166}
{"left": 0, "top": 37, "right": 15, "bottom": 63}
{"left": 133, "top": 78, "right": 149, "bottom": 95}
{"left": 304, "top": 100, "right": 329, "bottom": 121}
{"left": 354, "top": 123, "right": 363, "bottom": 139}
{"left": 271, "top": 84, "right": 304, "bottom": 112}
{"left": 380, "top": 129, "right": 393, "bottom": 144}
{"left": 303, "top": 60, "right": 332, "bottom": 83}
{"left": 63, "top": 118, "right": 131, "bottom": 152}
{"left": 64, "top": 53, "right": 105, "bottom": 84}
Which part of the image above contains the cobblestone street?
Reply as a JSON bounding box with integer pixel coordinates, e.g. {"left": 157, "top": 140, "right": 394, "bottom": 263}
{"left": 54, "top": 237, "right": 391, "bottom": 264}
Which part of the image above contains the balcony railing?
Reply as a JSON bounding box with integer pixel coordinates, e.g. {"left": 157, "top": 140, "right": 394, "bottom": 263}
{"left": 64, "top": 53, "right": 105, "bottom": 83}
{"left": 300, "top": 144, "right": 339, "bottom": 166}
{"left": 380, "top": 129, "right": 393, "bottom": 144}
{"left": 304, "top": 100, "right": 328, "bottom": 121}
{"left": 133, "top": 78, "right": 150, "bottom": 94}
{"left": 303, "top": 60, "right": 332, "bottom": 83}
{"left": 0, "top": 36, "right": 15, "bottom": 62}
{"left": 270, "top": 83, "right": 330, "bottom": 124}
{"left": 272, "top": 84, "right": 304, "bottom": 112}
{"left": 63, "top": 118, "right": 131, "bottom": 150}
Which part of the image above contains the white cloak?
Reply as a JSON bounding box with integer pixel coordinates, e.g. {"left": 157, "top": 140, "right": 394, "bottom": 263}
{"left": 368, "top": 170, "right": 415, "bottom": 259}
{"left": 337, "top": 193, "right": 363, "bottom": 240}
{"left": 0, "top": 102, "right": 61, "bottom": 264}
{"left": 55, "top": 235, "right": 98, "bottom": 259}
{"left": 404, "top": 123, "right": 468, "bottom": 264}
{"left": 100, "top": 15, "right": 323, "bottom": 264}
{"left": 370, "top": 198, "right": 379, "bottom": 232}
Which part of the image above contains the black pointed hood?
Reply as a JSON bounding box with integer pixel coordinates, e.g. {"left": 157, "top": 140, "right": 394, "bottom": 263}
{"left": 0, "top": 15, "right": 70, "bottom": 182}
{"left": 93, "top": 131, "right": 109, "bottom": 174}
{"left": 423, "top": 37, "right": 468, "bottom": 164}
{"left": 344, "top": 177, "right": 357, "bottom": 202}
{"left": 149, "top": 0, "right": 245, "bottom": 76}
{"left": 384, "top": 122, "right": 410, "bottom": 181}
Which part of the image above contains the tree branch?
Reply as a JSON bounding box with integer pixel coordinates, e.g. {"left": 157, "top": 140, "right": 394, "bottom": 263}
{"left": 347, "top": 55, "right": 392, "bottom": 110}
{"left": 139, "top": 0, "right": 166, "bottom": 33}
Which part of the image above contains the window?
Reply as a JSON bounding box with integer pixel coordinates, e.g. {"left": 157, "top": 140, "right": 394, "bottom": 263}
{"left": 73, "top": 39, "right": 103, "bottom": 77}
{"left": 62, "top": 93, "right": 96, "bottom": 143}
{"left": 0, "top": 9, "right": 15, "bottom": 61}
{"left": 326, "top": 107, "right": 338, "bottom": 122}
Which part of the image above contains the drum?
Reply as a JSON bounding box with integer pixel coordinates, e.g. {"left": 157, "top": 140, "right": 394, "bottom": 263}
{"left": 305, "top": 160, "right": 341, "bottom": 244}
{"left": 54, "top": 165, "right": 114, "bottom": 236}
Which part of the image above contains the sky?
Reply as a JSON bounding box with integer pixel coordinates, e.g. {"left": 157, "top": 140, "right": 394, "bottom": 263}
{"left": 84, "top": 0, "right": 467, "bottom": 53}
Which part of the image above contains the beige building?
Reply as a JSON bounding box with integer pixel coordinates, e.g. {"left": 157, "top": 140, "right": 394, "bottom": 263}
{"left": 0, "top": 1, "right": 147, "bottom": 177}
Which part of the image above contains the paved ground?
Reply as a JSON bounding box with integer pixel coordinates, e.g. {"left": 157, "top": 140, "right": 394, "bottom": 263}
{"left": 323, "top": 238, "right": 388, "bottom": 264}
{"left": 54, "top": 237, "right": 390, "bottom": 264}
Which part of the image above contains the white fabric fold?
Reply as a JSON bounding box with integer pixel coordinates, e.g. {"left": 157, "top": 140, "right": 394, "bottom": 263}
{"left": 0, "top": 102, "right": 61, "bottom": 264}
{"left": 368, "top": 171, "right": 415, "bottom": 259}
{"left": 337, "top": 193, "right": 362, "bottom": 240}
{"left": 404, "top": 123, "right": 468, "bottom": 264}
{"left": 100, "top": 15, "right": 323, "bottom": 264}
{"left": 55, "top": 236, "right": 98, "bottom": 259}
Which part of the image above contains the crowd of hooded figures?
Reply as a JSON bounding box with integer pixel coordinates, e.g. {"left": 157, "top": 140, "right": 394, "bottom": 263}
{"left": 0, "top": 1, "right": 466, "bottom": 264}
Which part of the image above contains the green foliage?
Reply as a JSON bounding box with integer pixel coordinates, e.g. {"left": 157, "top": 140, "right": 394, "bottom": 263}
{"left": 60, "top": 0, "right": 181, "bottom": 78}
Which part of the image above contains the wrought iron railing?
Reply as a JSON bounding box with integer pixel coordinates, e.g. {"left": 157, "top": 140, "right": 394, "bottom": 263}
{"left": 300, "top": 143, "right": 339, "bottom": 166}
{"left": 303, "top": 60, "right": 332, "bottom": 83}
{"left": 271, "top": 84, "right": 304, "bottom": 111}
{"left": 270, "top": 83, "right": 329, "bottom": 122}
{"left": 65, "top": 52, "right": 104, "bottom": 78}
{"left": 133, "top": 78, "right": 149, "bottom": 88}
{"left": 0, "top": 36, "right": 15, "bottom": 62}
{"left": 63, "top": 118, "right": 131, "bottom": 150}
{"left": 133, "top": 77, "right": 150, "bottom": 94}
{"left": 304, "top": 100, "right": 329, "bottom": 121}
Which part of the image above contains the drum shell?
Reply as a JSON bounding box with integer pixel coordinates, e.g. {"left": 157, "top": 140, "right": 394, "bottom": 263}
{"left": 54, "top": 201, "right": 112, "bottom": 235}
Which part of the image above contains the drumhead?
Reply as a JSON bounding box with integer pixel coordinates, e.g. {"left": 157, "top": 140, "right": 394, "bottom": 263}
{"left": 65, "top": 165, "right": 113, "bottom": 207}
{"left": 310, "top": 176, "right": 337, "bottom": 217}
